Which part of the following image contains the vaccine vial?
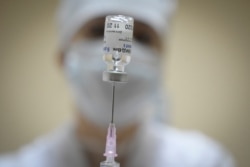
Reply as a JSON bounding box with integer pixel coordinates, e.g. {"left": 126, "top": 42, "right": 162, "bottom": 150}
{"left": 103, "top": 15, "right": 134, "bottom": 82}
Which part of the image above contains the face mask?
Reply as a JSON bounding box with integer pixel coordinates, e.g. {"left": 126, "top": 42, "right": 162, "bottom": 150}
{"left": 64, "top": 39, "right": 164, "bottom": 128}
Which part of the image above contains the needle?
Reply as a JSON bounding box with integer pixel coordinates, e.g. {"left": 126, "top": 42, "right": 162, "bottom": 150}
{"left": 111, "top": 82, "right": 115, "bottom": 124}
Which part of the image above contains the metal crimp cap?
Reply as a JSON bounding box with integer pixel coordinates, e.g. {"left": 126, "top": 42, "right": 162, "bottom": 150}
{"left": 103, "top": 71, "right": 128, "bottom": 83}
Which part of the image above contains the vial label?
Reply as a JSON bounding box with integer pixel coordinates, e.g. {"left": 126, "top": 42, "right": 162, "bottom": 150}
{"left": 103, "top": 15, "right": 134, "bottom": 75}
{"left": 104, "top": 16, "right": 133, "bottom": 55}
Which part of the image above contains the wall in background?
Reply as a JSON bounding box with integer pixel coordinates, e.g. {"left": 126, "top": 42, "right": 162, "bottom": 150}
{"left": 167, "top": 1, "right": 249, "bottom": 167}
{"left": 0, "top": 0, "right": 249, "bottom": 166}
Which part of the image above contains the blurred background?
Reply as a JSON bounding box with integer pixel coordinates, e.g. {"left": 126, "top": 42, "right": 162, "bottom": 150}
{"left": 0, "top": 0, "right": 249, "bottom": 166}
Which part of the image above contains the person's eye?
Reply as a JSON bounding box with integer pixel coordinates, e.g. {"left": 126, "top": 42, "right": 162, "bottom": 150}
{"left": 85, "top": 24, "right": 104, "bottom": 39}
{"left": 134, "top": 32, "right": 153, "bottom": 46}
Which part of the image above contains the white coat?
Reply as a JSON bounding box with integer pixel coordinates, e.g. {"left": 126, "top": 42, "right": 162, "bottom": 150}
{"left": 0, "top": 122, "right": 235, "bottom": 167}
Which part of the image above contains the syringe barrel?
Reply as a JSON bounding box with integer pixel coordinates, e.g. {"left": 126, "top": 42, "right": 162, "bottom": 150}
{"left": 100, "top": 160, "right": 120, "bottom": 167}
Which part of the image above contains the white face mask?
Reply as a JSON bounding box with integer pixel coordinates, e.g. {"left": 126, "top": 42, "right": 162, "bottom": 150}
{"left": 64, "top": 39, "right": 164, "bottom": 128}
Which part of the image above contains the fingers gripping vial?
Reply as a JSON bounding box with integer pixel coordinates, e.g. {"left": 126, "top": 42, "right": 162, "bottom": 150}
{"left": 103, "top": 15, "right": 134, "bottom": 83}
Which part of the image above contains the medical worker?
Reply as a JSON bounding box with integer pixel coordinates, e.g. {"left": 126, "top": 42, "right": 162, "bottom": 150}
{"left": 0, "top": 0, "right": 235, "bottom": 167}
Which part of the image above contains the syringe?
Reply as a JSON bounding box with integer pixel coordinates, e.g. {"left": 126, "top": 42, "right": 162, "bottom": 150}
{"left": 100, "top": 122, "right": 119, "bottom": 167}
{"left": 101, "top": 15, "right": 134, "bottom": 167}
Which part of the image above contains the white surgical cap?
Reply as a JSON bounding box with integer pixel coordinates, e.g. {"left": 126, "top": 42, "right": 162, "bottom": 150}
{"left": 57, "top": 0, "right": 177, "bottom": 50}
